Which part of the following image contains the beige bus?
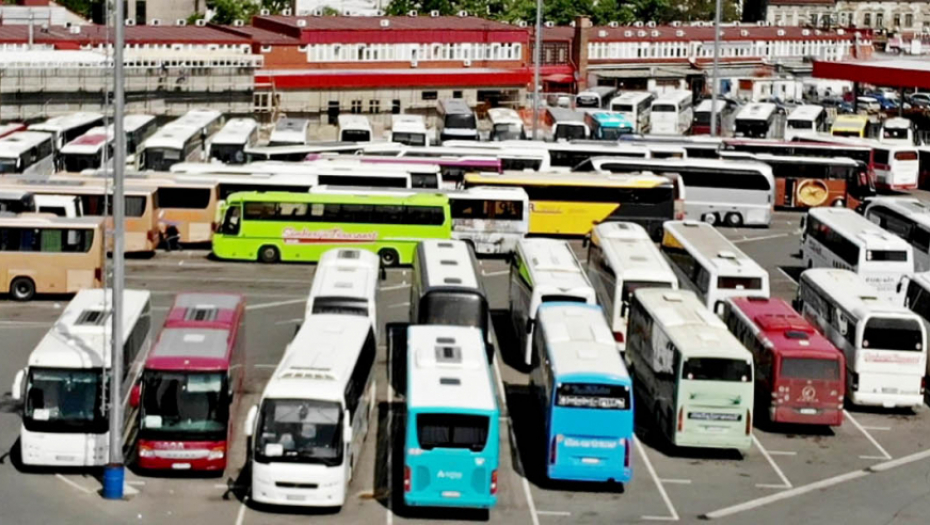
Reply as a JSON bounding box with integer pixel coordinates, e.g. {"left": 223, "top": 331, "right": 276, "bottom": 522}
{"left": 0, "top": 215, "right": 105, "bottom": 300}
{"left": 0, "top": 180, "right": 160, "bottom": 253}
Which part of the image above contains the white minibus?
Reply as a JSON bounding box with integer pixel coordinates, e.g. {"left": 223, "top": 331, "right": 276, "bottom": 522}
{"left": 650, "top": 90, "right": 693, "bottom": 135}
{"left": 784, "top": 104, "right": 827, "bottom": 141}
{"left": 306, "top": 248, "right": 381, "bottom": 334}
{"left": 864, "top": 197, "right": 930, "bottom": 272}
{"left": 488, "top": 107, "right": 526, "bottom": 141}
{"left": 390, "top": 114, "right": 429, "bottom": 147}
{"left": 337, "top": 115, "right": 373, "bottom": 143}
{"left": 269, "top": 118, "right": 311, "bottom": 147}
{"left": 734, "top": 103, "right": 777, "bottom": 139}
{"left": 0, "top": 131, "right": 55, "bottom": 177}
{"left": 881, "top": 117, "right": 917, "bottom": 146}
{"left": 545, "top": 107, "right": 589, "bottom": 142}
{"left": 610, "top": 92, "right": 654, "bottom": 134}
{"left": 575, "top": 86, "right": 617, "bottom": 110}
{"left": 437, "top": 99, "right": 478, "bottom": 142}
{"left": 209, "top": 118, "right": 259, "bottom": 165}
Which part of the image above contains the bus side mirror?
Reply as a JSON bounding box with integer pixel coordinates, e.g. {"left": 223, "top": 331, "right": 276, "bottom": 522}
{"left": 799, "top": 214, "right": 807, "bottom": 232}
{"left": 380, "top": 265, "right": 387, "bottom": 281}
{"left": 343, "top": 410, "right": 352, "bottom": 443}
{"left": 129, "top": 384, "right": 141, "bottom": 409}
{"left": 11, "top": 369, "right": 24, "bottom": 402}
{"left": 898, "top": 276, "right": 909, "bottom": 296}
{"left": 244, "top": 405, "right": 258, "bottom": 438}
{"left": 582, "top": 234, "right": 590, "bottom": 248}
{"left": 714, "top": 301, "right": 726, "bottom": 317}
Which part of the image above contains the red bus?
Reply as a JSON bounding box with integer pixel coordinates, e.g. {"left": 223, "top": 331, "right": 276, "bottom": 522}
{"left": 131, "top": 293, "right": 246, "bottom": 472}
{"left": 722, "top": 297, "right": 845, "bottom": 427}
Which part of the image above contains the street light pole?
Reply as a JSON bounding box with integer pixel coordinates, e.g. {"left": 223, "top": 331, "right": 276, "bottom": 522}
{"left": 531, "top": 0, "right": 543, "bottom": 140}
{"left": 709, "top": 0, "right": 723, "bottom": 136}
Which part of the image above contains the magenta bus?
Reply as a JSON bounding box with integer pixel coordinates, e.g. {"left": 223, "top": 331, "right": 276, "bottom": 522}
{"left": 131, "top": 293, "right": 246, "bottom": 473}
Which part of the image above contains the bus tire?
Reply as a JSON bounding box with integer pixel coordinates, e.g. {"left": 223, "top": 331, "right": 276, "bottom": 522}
{"left": 378, "top": 248, "right": 399, "bottom": 267}
{"left": 724, "top": 212, "right": 743, "bottom": 227}
{"left": 701, "top": 212, "right": 719, "bottom": 225}
{"left": 10, "top": 277, "right": 35, "bottom": 301}
{"left": 258, "top": 245, "right": 280, "bottom": 264}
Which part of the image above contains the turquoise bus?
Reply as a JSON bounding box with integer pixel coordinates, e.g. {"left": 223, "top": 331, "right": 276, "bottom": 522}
{"left": 530, "top": 302, "right": 634, "bottom": 484}
{"left": 405, "top": 325, "right": 499, "bottom": 510}
{"left": 212, "top": 191, "right": 451, "bottom": 266}
{"left": 584, "top": 112, "right": 634, "bottom": 141}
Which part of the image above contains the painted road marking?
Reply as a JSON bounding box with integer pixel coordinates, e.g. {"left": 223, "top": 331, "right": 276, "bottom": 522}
{"left": 660, "top": 479, "right": 692, "bottom": 485}
{"left": 245, "top": 298, "right": 306, "bottom": 311}
{"left": 776, "top": 267, "right": 798, "bottom": 285}
{"left": 733, "top": 233, "right": 791, "bottom": 244}
{"left": 55, "top": 474, "right": 94, "bottom": 495}
{"left": 537, "top": 510, "right": 572, "bottom": 516}
{"left": 273, "top": 318, "right": 303, "bottom": 325}
{"left": 378, "top": 283, "right": 410, "bottom": 291}
{"left": 861, "top": 426, "right": 891, "bottom": 431}
{"left": 845, "top": 410, "right": 892, "bottom": 460}
{"left": 234, "top": 497, "right": 248, "bottom": 525}
{"left": 635, "top": 437, "right": 679, "bottom": 522}
{"left": 752, "top": 434, "right": 792, "bottom": 489}
{"left": 388, "top": 302, "right": 410, "bottom": 309}
{"left": 481, "top": 269, "right": 509, "bottom": 277}
{"left": 767, "top": 450, "right": 798, "bottom": 456}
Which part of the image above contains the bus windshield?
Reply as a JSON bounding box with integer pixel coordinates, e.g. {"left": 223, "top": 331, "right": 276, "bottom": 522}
{"left": 24, "top": 367, "right": 105, "bottom": 433}
{"left": 694, "top": 112, "right": 713, "bottom": 125}
{"left": 598, "top": 127, "right": 630, "bottom": 141}
{"left": 787, "top": 120, "right": 813, "bottom": 130}
{"left": 883, "top": 128, "right": 909, "bottom": 140}
{"left": 140, "top": 371, "right": 229, "bottom": 439}
{"left": 445, "top": 114, "right": 476, "bottom": 130}
{"left": 392, "top": 132, "right": 426, "bottom": 146}
{"left": 255, "top": 399, "right": 343, "bottom": 465}
{"left": 555, "top": 125, "right": 586, "bottom": 141}
{"left": 832, "top": 130, "right": 862, "bottom": 138}
{"left": 717, "top": 277, "right": 764, "bottom": 290}
{"left": 311, "top": 296, "right": 369, "bottom": 316}
{"left": 0, "top": 158, "right": 19, "bottom": 174}
{"left": 682, "top": 358, "right": 752, "bottom": 382}
{"left": 342, "top": 130, "right": 371, "bottom": 142}
{"left": 143, "top": 148, "right": 182, "bottom": 171}
{"left": 576, "top": 96, "right": 599, "bottom": 108}
{"left": 63, "top": 153, "right": 101, "bottom": 172}
{"left": 866, "top": 250, "right": 908, "bottom": 262}
{"left": 780, "top": 358, "right": 840, "bottom": 380}
{"left": 652, "top": 104, "right": 677, "bottom": 113}
{"left": 420, "top": 291, "right": 487, "bottom": 330}
{"left": 416, "top": 413, "right": 489, "bottom": 451}
{"left": 862, "top": 318, "right": 923, "bottom": 351}
{"left": 555, "top": 383, "right": 630, "bottom": 410}
{"left": 493, "top": 124, "right": 524, "bottom": 141}
{"left": 211, "top": 144, "right": 246, "bottom": 164}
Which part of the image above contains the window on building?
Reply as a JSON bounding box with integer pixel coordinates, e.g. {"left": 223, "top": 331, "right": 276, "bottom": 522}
{"left": 351, "top": 100, "right": 362, "bottom": 114}
{"left": 369, "top": 99, "right": 380, "bottom": 114}
{"left": 864, "top": 13, "right": 872, "bottom": 27}
{"left": 876, "top": 13, "right": 884, "bottom": 27}
{"left": 811, "top": 13, "right": 818, "bottom": 26}
{"left": 906, "top": 14, "right": 914, "bottom": 27}
{"left": 327, "top": 101, "right": 340, "bottom": 125}
{"left": 453, "top": 90, "right": 463, "bottom": 99}
{"left": 392, "top": 99, "right": 401, "bottom": 115}
{"left": 135, "top": 0, "right": 146, "bottom": 25}
{"left": 422, "top": 91, "right": 438, "bottom": 101}
{"left": 894, "top": 14, "right": 901, "bottom": 27}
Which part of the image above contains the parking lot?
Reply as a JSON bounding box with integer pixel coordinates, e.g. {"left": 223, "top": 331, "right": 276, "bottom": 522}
{"left": 4, "top": 210, "right": 930, "bottom": 524}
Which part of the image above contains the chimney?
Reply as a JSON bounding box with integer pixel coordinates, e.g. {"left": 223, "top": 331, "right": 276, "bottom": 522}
{"left": 573, "top": 16, "right": 592, "bottom": 92}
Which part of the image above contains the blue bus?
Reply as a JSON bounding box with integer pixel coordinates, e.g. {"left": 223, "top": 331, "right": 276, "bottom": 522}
{"left": 530, "top": 302, "right": 634, "bottom": 484}
{"left": 404, "top": 325, "right": 500, "bottom": 509}
{"left": 584, "top": 112, "right": 635, "bottom": 141}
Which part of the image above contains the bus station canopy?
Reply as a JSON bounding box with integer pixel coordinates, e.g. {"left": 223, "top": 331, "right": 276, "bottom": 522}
{"left": 813, "top": 58, "right": 930, "bottom": 90}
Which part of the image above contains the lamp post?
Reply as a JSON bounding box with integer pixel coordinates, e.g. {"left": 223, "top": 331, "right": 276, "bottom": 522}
{"left": 709, "top": 0, "right": 723, "bottom": 136}
{"left": 531, "top": 0, "right": 543, "bottom": 140}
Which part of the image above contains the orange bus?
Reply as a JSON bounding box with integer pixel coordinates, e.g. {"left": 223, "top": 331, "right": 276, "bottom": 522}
{"left": 0, "top": 215, "right": 105, "bottom": 300}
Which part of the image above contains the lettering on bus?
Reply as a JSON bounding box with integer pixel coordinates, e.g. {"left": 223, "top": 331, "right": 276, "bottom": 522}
{"left": 563, "top": 437, "right": 620, "bottom": 449}
{"left": 282, "top": 227, "right": 379, "bottom": 244}
{"left": 862, "top": 352, "right": 921, "bottom": 365}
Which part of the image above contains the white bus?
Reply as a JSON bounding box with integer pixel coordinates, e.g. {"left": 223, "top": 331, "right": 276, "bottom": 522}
{"left": 246, "top": 143, "right": 366, "bottom": 163}
{"left": 124, "top": 114, "right": 158, "bottom": 157}
{"left": 391, "top": 114, "right": 429, "bottom": 147}
{"left": 60, "top": 127, "right": 114, "bottom": 173}
{"left": 437, "top": 99, "right": 478, "bottom": 142}
{"left": 881, "top": 117, "right": 917, "bottom": 146}
{"left": 209, "top": 118, "right": 259, "bottom": 165}
{"left": 245, "top": 314, "right": 376, "bottom": 508}
{"left": 864, "top": 197, "right": 930, "bottom": 272}
{"left": 734, "top": 103, "right": 777, "bottom": 139}
{"left": 575, "top": 86, "right": 617, "bottom": 110}
{"left": 585, "top": 221, "right": 678, "bottom": 353}
{"left": 0, "top": 131, "right": 55, "bottom": 177}
{"left": 784, "top": 104, "right": 827, "bottom": 141}
{"left": 650, "top": 90, "right": 693, "bottom": 135}
{"left": 796, "top": 269, "right": 926, "bottom": 408}
{"left": 138, "top": 109, "right": 225, "bottom": 171}
{"left": 488, "top": 107, "right": 526, "bottom": 141}
{"left": 509, "top": 238, "right": 596, "bottom": 366}
{"left": 174, "top": 172, "right": 318, "bottom": 200}
{"left": 545, "top": 107, "right": 589, "bottom": 142}
{"left": 306, "top": 248, "right": 380, "bottom": 334}
{"left": 337, "top": 115, "right": 372, "bottom": 143}
{"left": 397, "top": 144, "right": 549, "bottom": 172}
{"left": 307, "top": 157, "right": 444, "bottom": 189}
{"left": 269, "top": 118, "right": 311, "bottom": 147}
{"left": 610, "top": 92, "right": 655, "bottom": 134}
{"left": 28, "top": 112, "right": 104, "bottom": 151}
{"left": 802, "top": 207, "right": 914, "bottom": 302}
{"left": 661, "top": 221, "right": 770, "bottom": 311}
{"left": 591, "top": 156, "right": 775, "bottom": 227}
{"left": 11, "top": 288, "right": 152, "bottom": 467}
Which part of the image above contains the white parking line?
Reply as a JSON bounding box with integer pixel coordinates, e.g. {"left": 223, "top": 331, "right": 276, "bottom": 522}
{"left": 0, "top": 320, "right": 53, "bottom": 327}
{"left": 234, "top": 497, "right": 248, "bottom": 525}
{"left": 481, "top": 270, "right": 509, "bottom": 277}
{"left": 245, "top": 298, "right": 306, "bottom": 311}
{"left": 635, "top": 437, "right": 679, "bottom": 522}
{"left": 844, "top": 410, "right": 892, "bottom": 460}
{"left": 861, "top": 426, "right": 891, "bottom": 431}
{"left": 273, "top": 318, "right": 303, "bottom": 325}
{"left": 752, "top": 434, "right": 792, "bottom": 489}
{"left": 388, "top": 302, "right": 410, "bottom": 309}
{"left": 55, "top": 474, "right": 94, "bottom": 495}
{"left": 537, "top": 510, "right": 572, "bottom": 516}
{"left": 733, "top": 233, "right": 791, "bottom": 244}
{"left": 660, "top": 479, "right": 692, "bottom": 485}
{"left": 767, "top": 450, "right": 798, "bottom": 456}
{"left": 776, "top": 267, "right": 798, "bottom": 284}
{"left": 378, "top": 283, "right": 410, "bottom": 291}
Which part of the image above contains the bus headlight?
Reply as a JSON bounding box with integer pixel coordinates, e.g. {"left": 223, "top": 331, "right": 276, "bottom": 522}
{"left": 208, "top": 447, "right": 226, "bottom": 461}
{"left": 138, "top": 445, "right": 155, "bottom": 458}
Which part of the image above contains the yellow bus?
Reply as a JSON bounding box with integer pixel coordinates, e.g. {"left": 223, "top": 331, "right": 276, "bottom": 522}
{"left": 831, "top": 115, "right": 870, "bottom": 138}
{"left": 463, "top": 171, "right": 675, "bottom": 238}
{"left": 0, "top": 215, "right": 105, "bottom": 301}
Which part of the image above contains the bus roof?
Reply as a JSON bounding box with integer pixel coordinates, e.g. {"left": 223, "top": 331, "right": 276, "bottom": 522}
{"left": 212, "top": 118, "right": 258, "bottom": 146}
{"left": 124, "top": 114, "right": 156, "bottom": 133}
{"left": 5, "top": 179, "right": 156, "bottom": 197}
{"left": 0, "top": 215, "right": 103, "bottom": 228}
{"left": 809, "top": 207, "right": 912, "bottom": 252}
{"left": 787, "top": 104, "right": 824, "bottom": 122}
{"left": 694, "top": 99, "right": 727, "bottom": 113}
{"left": 867, "top": 197, "right": 930, "bottom": 227}
{"left": 145, "top": 328, "right": 232, "bottom": 372}
{"left": 726, "top": 152, "right": 860, "bottom": 166}
{"left": 487, "top": 107, "right": 522, "bottom": 125}
{"left": 612, "top": 91, "right": 653, "bottom": 105}
{"left": 725, "top": 137, "right": 872, "bottom": 153}
{"left": 391, "top": 114, "right": 426, "bottom": 133}
{"left": 143, "top": 109, "right": 222, "bottom": 150}
{"left": 418, "top": 240, "right": 481, "bottom": 291}
{"left": 594, "top": 222, "right": 677, "bottom": 283}
{"left": 518, "top": 238, "right": 591, "bottom": 292}
{"left": 28, "top": 112, "right": 103, "bottom": 133}
{"left": 591, "top": 156, "right": 774, "bottom": 183}
{"left": 262, "top": 315, "right": 373, "bottom": 402}
{"left": 652, "top": 90, "right": 692, "bottom": 105}
{"left": 0, "top": 131, "right": 52, "bottom": 158}
{"left": 727, "top": 297, "right": 840, "bottom": 359}
{"left": 311, "top": 248, "right": 380, "bottom": 301}
{"left": 465, "top": 170, "right": 672, "bottom": 188}
{"left": 60, "top": 127, "right": 113, "bottom": 155}
{"left": 225, "top": 190, "right": 448, "bottom": 207}
{"left": 537, "top": 302, "right": 630, "bottom": 380}
{"left": 0, "top": 123, "right": 26, "bottom": 139}
{"left": 407, "top": 325, "right": 495, "bottom": 412}
{"left": 438, "top": 99, "right": 472, "bottom": 115}
{"left": 577, "top": 86, "right": 617, "bottom": 98}
{"left": 883, "top": 117, "right": 912, "bottom": 129}
{"left": 800, "top": 269, "right": 916, "bottom": 318}
{"left": 337, "top": 114, "right": 372, "bottom": 131}
{"left": 634, "top": 288, "right": 751, "bottom": 360}
{"left": 546, "top": 107, "right": 586, "bottom": 124}
{"left": 589, "top": 112, "right": 633, "bottom": 128}
{"left": 736, "top": 103, "right": 777, "bottom": 121}
{"left": 28, "top": 289, "right": 150, "bottom": 370}
{"left": 269, "top": 118, "right": 310, "bottom": 144}
{"left": 359, "top": 155, "right": 500, "bottom": 171}
{"left": 164, "top": 293, "right": 244, "bottom": 331}
{"left": 664, "top": 221, "right": 769, "bottom": 279}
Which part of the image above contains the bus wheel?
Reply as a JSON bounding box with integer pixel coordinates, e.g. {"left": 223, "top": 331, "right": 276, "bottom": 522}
{"left": 724, "top": 212, "right": 743, "bottom": 227}
{"left": 10, "top": 277, "right": 35, "bottom": 301}
{"left": 701, "top": 213, "right": 719, "bottom": 225}
{"left": 258, "top": 245, "right": 280, "bottom": 264}
{"left": 378, "top": 248, "right": 399, "bottom": 267}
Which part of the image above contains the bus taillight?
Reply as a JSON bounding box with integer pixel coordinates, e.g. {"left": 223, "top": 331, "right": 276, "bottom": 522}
{"left": 922, "top": 376, "right": 927, "bottom": 395}
{"left": 622, "top": 438, "right": 631, "bottom": 468}
{"left": 549, "top": 436, "right": 560, "bottom": 464}
{"left": 491, "top": 470, "right": 498, "bottom": 495}
{"left": 745, "top": 410, "right": 752, "bottom": 435}
{"left": 677, "top": 407, "right": 684, "bottom": 432}
{"left": 613, "top": 332, "right": 624, "bottom": 344}
{"left": 851, "top": 372, "right": 859, "bottom": 392}
{"left": 404, "top": 465, "right": 411, "bottom": 493}
{"left": 94, "top": 267, "right": 103, "bottom": 282}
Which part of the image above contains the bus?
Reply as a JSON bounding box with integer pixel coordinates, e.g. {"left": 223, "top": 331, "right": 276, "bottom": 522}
{"left": 585, "top": 221, "right": 678, "bottom": 353}
{"left": 337, "top": 115, "right": 372, "bottom": 143}
{"left": 269, "top": 118, "right": 311, "bottom": 147}
{"left": 212, "top": 191, "right": 451, "bottom": 266}
{"left": 384, "top": 144, "right": 549, "bottom": 173}
{"left": 209, "top": 118, "right": 259, "bottom": 165}
{"left": 488, "top": 107, "right": 526, "bottom": 141}
{"left": 627, "top": 288, "right": 753, "bottom": 451}
{"left": 10, "top": 288, "right": 152, "bottom": 466}
{"left": 60, "top": 127, "right": 114, "bottom": 173}
{"left": 138, "top": 109, "right": 225, "bottom": 171}
{"left": 404, "top": 325, "right": 499, "bottom": 510}
{"left": 132, "top": 293, "right": 246, "bottom": 472}
{"left": 245, "top": 314, "right": 376, "bottom": 508}
{"left": 174, "top": 172, "right": 316, "bottom": 201}
{"left": 863, "top": 197, "right": 930, "bottom": 272}
{"left": 576, "top": 86, "right": 617, "bottom": 110}
{"left": 802, "top": 207, "right": 914, "bottom": 302}
{"left": 795, "top": 269, "right": 926, "bottom": 408}
{"left": 247, "top": 143, "right": 366, "bottom": 163}
{"left": 0, "top": 190, "right": 35, "bottom": 213}
{"left": 391, "top": 114, "right": 429, "bottom": 147}
{"left": 584, "top": 112, "right": 634, "bottom": 141}
{"left": 356, "top": 156, "right": 500, "bottom": 190}
{"left": 530, "top": 302, "right": 633, "bottom": 484}
{"left": 734, "top": 103, "right": 777, "bottom": 139}
{"left": 620, "top": 134, "right": 723, "bottom": 159}
{"left": 0, "top": 131, "right": 55, "bottom": 177}
{"left": 551, "top": 142, "right": 650, "bottom": 170}
{"left": 881, "top": 117, "right": 917, "bottom": 146}
{"left": 784, "top": 104, "right": 827, "bottom": 142}
{"left": 661, "top": 221, "right": 770, "bottom": 310}
{"left": 0, "top": 122, "right": 27, "bottom": 140}
{"left": 411, "top": 240, "right": 492, "bottom": 360}
{"left": 831, "top": 115, "right": 870, "bottom": 138}
{"left": 650, "top": 90, "right": 693, "bottom": 136}
{"left": 306, "top": 248, "right": 380, "bottom": 333}
{"left": 124, "top": 114, "right": 158, "bottom": 157}
{"left": 591, "top": 157, "right": 774, "bottom": 227}
{"left": 307, "top": 158, "right": 443, "bottom": 189}
{"left": 610, "top": 92, "right": 654, "bottom": 134}
{"left": 722, "top": 297, "right": 845, "bottom": 426}
{"left": 691, "top": 99, "right": 734, "bottom": 136}
{"left": 0, "top": 215, "right": 104, "bottom": 301}
{"left": 509, "top": 238, "right": 596, "bottom": 366}
{"left": 437, "top": 99, "right": 478, "bottom": 143}
{"left": 464, "top": 171, "right": 675, "bottom": 239}
{"left": 793, "top": 136, "right": 920, "bottom": 191}
{"left": 544, "top": 107, "right": 589, "bottom": 142}
{"left": 28, "top": 112, "right": 104, "bottom": 151}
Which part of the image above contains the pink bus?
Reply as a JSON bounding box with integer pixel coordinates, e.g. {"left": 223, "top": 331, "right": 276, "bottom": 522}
{"left": 131, "top": 293, "right": 246, "bottom": 472}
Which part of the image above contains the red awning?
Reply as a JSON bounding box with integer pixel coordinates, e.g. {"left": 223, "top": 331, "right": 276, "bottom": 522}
{"left": 813, "top": 59, "right": 930, "bottom": 90}
{"left": 543, "top": 73, "right": 574, "bottom": 84}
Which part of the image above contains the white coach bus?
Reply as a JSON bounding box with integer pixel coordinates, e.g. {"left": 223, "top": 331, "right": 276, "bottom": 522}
{"left": 863, "top": 197, "right": 930, "bottom": 273}
{"left": 306, "top": 248, "right": 381, "bottom": 334}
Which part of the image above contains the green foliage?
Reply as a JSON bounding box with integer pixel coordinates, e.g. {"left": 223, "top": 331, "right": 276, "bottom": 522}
{"left": 203, "top": 0, "right": 289, "bottom": 25}
{"left": 57, "top": 0, "right": 94, "bottom": 18}
{"left": 321, "top": 6, "right": 341, "bottom": 15}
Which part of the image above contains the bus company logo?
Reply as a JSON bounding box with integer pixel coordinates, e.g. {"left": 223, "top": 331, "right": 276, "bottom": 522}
{"left": 282, "top": 227, "right": 378, "bottom": 244}
{"left": 564, "top": 437, "right": 618, "bottom": 449}
{"left": 800, "top": 385, "right": 817, "bottom": 402}
{"left": 863, "top": 353, "right": 920, "bottom": 365}
{"left": 436, "top": 470, "right": 463, "bottom": 480}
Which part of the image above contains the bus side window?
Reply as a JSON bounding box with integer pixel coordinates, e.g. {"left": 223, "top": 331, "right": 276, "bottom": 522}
{"left": 222, "top": 206, "right": 241, "bottom": 235}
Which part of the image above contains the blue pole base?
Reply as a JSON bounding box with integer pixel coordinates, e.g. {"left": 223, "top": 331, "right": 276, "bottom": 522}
{"left": 102, "top": 463, "right": 125, "bottom": 500}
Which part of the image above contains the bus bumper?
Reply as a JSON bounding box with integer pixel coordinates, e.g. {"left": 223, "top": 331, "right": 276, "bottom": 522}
{"left": 251, "top": 462, "right": 346, "bottom": 507}
{"left": 848, "top": 391, "right": 923, "bottom": 409}
{"left": 20, "top": 427, "right": 108, "bottom": 467}
{"left": 404, "top": 492, "right": 497, "bottom": 509}
{"left": 136, "top": 440, "right": 227, "bottom": 471}
{"left": 547, "top": 463, "right": 631, "bottom": 484}
{"left": 673, "top": 433, "right": 751, "bottom": 452}
{"left": 771, "top": 406, "right": 843, "bottom": 426}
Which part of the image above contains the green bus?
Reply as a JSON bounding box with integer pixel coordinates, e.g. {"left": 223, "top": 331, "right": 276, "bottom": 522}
{"left": 212, "top": 191, "right": 451, "bottom": 265}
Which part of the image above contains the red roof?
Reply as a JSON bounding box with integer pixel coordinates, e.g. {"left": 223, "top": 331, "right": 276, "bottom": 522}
{"left": 213, "top": 24, "right": 302, "bottom": 44}
{"left": 257, "top": 67, "right": 532, "bottom": 89}
{"left": 814, "top": 58, "right": 930, "bottom": 91}
{"left": 0, "top": 24, "right": 251, "bottom": 46}
{"left": 729, "top": 297, "right": 841, "bottom": 358}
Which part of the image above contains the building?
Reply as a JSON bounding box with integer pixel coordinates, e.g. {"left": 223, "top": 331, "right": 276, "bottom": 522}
{"left": 765, "top": 0, "right": 930, "bottom": 30}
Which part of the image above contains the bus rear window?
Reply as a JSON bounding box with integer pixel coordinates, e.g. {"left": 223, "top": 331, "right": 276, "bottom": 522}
{"left": 682, "top": 358, "right": 752, "bottom": 382}
{"left": 787, "top": 120, "right": 812, "bottom": 129}
{"left": 866, "top": 250, "right": 908, "bottom": 262}
{"left": 780, "top": 358, "right": 840, "bottom": 380}
{"left": 621, "top": 280, "right": 673, "bottom": 303}
{"left": 541, "top": 294, "right": 588, "bottom": 304}
{"left": 863, "top": 317, "right": 923, "bottom": 351}
{"left": 652, "top": 104, "right": 676, "bottom": 113}
{"left": 717, "top": 277, "right": 763, "bottom": 290}
{"left": 416, "top": 413, "right": 489, "bottom": 451}
{"left": 420, "top": 292, "right": 486, "bottom": 330}
{"left": 556, "top": 383, "right": 630, "bottom": 410}
{"left": 158, "top": 188, "right": 211, "bottom": 210}
{"left": 311, "top": 297, "right": 368, "bottom": 317}
{"left": 895, "top": 151, "right": 919, "bottom": 161}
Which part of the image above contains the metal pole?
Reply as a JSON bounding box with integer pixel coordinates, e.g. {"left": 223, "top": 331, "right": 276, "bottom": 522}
{"left": 709, "top": 0, "right": 723, "bottom": 137}
{"left": 104, "top": 0, "right": 127, "bottom": 500}
{"left": 531, "top": 0, "right": 543, "bottom": 140}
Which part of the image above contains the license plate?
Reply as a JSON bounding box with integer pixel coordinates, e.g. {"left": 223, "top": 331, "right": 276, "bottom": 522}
{"left": 441, "top": 491, "right": 461, "bottom": 499}
{"left": 581, "top": 457, "right": 601, "bottom": 465}
{"left": 882, "top": 387, "right": 899, "bottom": 394}
{"left": 286, "top": 494, "right": 306, "bottom": 502}
{"left": 704, "top": 426, "right": 728, "bottom": 433}
{"left": 689, "top": 412, "right": 741, "bottom": 422}
{"left": 55, "top": 455, "right": 75, "bottom": 462}
{"left": 171, "top": 463, "right": 191, "bottom": 470}
{"left": 799, "top": 408, "right": 818, "bottom": 415}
